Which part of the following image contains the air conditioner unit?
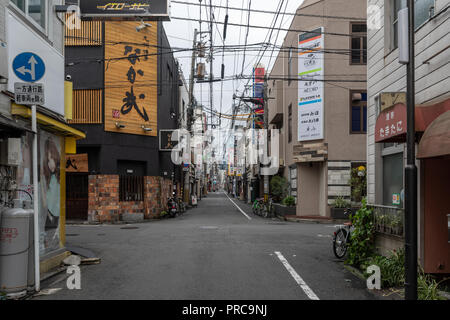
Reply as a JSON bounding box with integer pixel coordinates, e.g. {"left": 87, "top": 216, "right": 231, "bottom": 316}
{"left": 0, "top": 138, "right": 21, "bottom": 166}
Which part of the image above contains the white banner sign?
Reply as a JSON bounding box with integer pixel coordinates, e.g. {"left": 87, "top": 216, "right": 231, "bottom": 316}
{"left": 7, "top": 11, "right": 65, "bottom": 116}
{"left": 298, "top": 27, "right": 324, "bottom": 141}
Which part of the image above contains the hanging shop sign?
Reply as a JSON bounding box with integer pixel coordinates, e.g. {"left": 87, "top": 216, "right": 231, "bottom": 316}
{"left": 159, "top": 129, "right": 178, "bottom": 151}
{"left": 79, "top": 0, "right": 171, "bottom": 20}
{"left": 375, "top": 103, "right": 407, "bottom": 143}
{"left": 104, "top": 21, "right": 158, "bottom": 136}
{"left": 65, "top": 153, "right": 89, "bottom": 173}
{"left": 298, "top": 27, "right": 324, "bottom": 141}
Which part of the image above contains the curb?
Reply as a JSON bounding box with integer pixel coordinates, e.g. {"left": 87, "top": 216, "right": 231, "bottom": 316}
{"left": 283, "top": 216, "right": 347, "bottom": 225}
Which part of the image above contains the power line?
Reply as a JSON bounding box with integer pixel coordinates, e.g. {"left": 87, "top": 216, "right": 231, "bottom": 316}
{"left": 171, "top": 16, "right": 361, "bottom": 38}
{"left": 171, "top": 0, "right": 366, "bottom": 21}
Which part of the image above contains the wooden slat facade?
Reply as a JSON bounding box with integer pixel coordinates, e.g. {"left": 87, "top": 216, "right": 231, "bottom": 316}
{"left": 69, "top": 90, "right": 102, "bottom": 124}
{"left": 65, "top": 16, "right": 102, "bottom": 46}
{"left": 104, "top": 21, "right": 158, "bottom": 136}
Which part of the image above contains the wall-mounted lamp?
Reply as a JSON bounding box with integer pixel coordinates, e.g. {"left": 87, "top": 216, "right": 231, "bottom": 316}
{"left": 115, "top": 122, "right": 125, "bottom": 129}
{"left": 136, "top": 20, "right": 152, "bottom": 32}
{"left": 142, "top": 125, "right": 152, "bottom": 132}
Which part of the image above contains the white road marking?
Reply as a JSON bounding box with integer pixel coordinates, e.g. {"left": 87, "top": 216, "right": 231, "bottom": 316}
{"left": 274, "top": 251, "right": 320, "bottom": 300}
{"left": 224, "top": 192, "right": 252, "bottom": 220}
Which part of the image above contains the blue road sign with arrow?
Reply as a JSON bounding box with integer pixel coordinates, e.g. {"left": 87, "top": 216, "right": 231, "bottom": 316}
{"left": 13, "top": 52, "right": 45, "bottom": 82}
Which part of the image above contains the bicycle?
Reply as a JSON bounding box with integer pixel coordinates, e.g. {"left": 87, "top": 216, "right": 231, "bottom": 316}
{"left": 252, "top": 198, "right": 264, "bottom": 216}
{"left": 332, "top": 208, "right": 354, "bottom": 259}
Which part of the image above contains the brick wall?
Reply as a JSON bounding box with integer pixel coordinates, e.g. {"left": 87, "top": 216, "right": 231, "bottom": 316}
{"left": 88, "top": 175, "right": 120, "bottom": 223}
{"left": 89, "top": 175, "right": 173, "bottom": 223}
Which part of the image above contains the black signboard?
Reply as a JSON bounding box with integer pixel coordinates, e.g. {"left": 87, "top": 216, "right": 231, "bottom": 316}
{"left": 159, "top": 129, "right": 180, "bottom": 151}
{"left": 79, "top": 0, "right": 170, "bottom": 20}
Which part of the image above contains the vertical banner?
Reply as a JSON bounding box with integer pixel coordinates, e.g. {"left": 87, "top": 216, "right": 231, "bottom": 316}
{"left": 253, "top": 65, "right": 265, "bottom": 128}
{"left": 298, "top": 27, "right": 324, "bottom": 141}
{"left": 104, "top": 21, "right": 158, "bottom": 136}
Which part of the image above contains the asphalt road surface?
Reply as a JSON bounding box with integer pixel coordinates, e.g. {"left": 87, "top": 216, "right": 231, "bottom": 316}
{"left": 33, "top": 192, "right": 381, "bottom": 300}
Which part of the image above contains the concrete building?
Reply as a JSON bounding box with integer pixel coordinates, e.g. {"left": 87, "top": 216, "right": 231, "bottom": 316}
{"left": 267, "top": 0, "right": 367, "bottom": 218}
{"left": 367, "top": 0, "right": 450, "bottom": 273}
{"left": 0, "top": 0, "right": 85, "bottom": 274}
{"left": 64, "top": 19, "right": 181, "bottom": 223}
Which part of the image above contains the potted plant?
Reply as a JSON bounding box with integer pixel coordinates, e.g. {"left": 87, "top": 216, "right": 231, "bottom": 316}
{"left": 274, "top": 195, "right": 297, "bottom": 217}
{"left": 330, "top": 196, "right": 351, "bottom": 219}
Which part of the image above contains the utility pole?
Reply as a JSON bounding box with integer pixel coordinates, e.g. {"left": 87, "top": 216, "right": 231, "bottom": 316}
{"left": 209, "top": 0, "right": 214, "bottom": 128}
{"left": 187, "top": 28, "right": 199, "bottom": 204}
{"left": 263, "top": 76, "right": 269, "bottom": 203}
{"left": 405, "top": 0, "right": 417, "bottom": 300}
{"left": 188, "top": 28, "right": 198, "bottom": 121}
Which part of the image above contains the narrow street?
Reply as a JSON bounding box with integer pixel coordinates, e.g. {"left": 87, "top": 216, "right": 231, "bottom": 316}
{"left": 34, "top": 192, "right": 378, "bottom": 300}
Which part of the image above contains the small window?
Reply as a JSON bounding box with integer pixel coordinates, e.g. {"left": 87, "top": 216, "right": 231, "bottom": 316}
{"left": 288, "top": 103, "right": 293, "bottom": 142}
{"left": 11, "top": 0, "right": 46, "bottom": 29}
{"left": 391, "top": 0, "right": 435, "bottom": 49}
{"left": 350, "top": 91, "right": 367, "bottom": 134}
{"left": 119, "top": 175, "right": 144, "bottom": 202}
{"left": 350, "top": 23, "right": 367, "bottom": 64}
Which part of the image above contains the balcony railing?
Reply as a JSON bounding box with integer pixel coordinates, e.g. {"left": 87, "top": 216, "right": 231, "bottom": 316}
{"left": 368, "top": 204, "right": 404, "bottom": 238}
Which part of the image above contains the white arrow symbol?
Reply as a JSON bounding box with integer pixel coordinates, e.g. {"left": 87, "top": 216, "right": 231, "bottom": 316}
{"left": 16, "top": 55, "right": 38, "bottom": 80}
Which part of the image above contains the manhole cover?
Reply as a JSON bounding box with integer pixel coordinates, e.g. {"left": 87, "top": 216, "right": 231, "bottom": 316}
{"left": 66, "top": 234, "right": 79, "bottom": 237}
{"left": 200, "top": 226, "right": 219, "bottom": 230}
{"left": 97, "top": 233, "right": 106, "bottom": 236}
{"left": 120, "top": 226, "right": 139, "bottom": 230}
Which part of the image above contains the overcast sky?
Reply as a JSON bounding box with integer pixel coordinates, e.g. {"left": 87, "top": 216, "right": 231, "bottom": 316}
{"left": 163, "top": 0, "right": 305, "bottom": 158}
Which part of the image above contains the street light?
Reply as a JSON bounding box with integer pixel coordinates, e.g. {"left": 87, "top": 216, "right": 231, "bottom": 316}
{"left": 398, "top": 0, "right": 418, "bottom": 300}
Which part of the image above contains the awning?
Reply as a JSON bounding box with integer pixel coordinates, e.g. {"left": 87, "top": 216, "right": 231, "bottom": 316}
{"left": 11, "top": 103, "right": 85, "bottom": 140}
{"left": 375, "top": 103, "right": 407, "bottom": 143}
{"left": 375, "top": 97, "right": 450, "bottom": 143}
{"left": 0, "top": 113, "right": 33, "bottom": 136}
{"left": 417, "top": 111, "right": 450, "bottom": 159}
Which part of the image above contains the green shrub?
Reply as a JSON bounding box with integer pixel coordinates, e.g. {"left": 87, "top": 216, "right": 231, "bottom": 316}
{"left": 332, "top": 196, "right": 351, "bottom": 208}
{"left": 270, "top": 176, "right": 289, "bottom": 202}
{"left": 159, "top": 211, "right": 168, "bottom": 218}
{"left": 349, "top": 166, "right": 367, "bottom": 203}
{"left": 282, "top": 196, "right": 296, "bottom": 207}
{"left": 345, "top": 198, "right": 375, "bottom": 268}
{"left": 360, "top": 249, "right": 444, "bottom": 300}
{"left": 362, "top": 249, "right": 405, "bottom": 288}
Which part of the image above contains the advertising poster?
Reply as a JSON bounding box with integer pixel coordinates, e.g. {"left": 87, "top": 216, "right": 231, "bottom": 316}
{"left": 298, "top": 27, "right": 324, "bottom": 141}
{"left": 39, "top": 131, "right": 61, "bottom": 255}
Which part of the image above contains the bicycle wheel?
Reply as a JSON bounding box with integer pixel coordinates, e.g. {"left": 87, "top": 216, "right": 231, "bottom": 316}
{"left": 333, "top": 229, "right": 348, "bottom": 259}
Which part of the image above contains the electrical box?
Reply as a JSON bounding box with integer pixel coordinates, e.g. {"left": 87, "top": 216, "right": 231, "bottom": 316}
{"left": 0, "top": 138, "right": 21, "bottom": 166}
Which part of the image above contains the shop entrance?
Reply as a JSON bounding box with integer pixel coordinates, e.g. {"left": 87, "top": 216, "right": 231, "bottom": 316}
{"left": 66, "top": 173, "right": 89, "bottom": 221}
{"left": 423, "top": 156, "right": 450, "bottom": 273}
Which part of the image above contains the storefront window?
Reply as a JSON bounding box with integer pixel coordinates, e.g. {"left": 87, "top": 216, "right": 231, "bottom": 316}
{"left": 383, "top": 152, "right": 404, "bottom": 207}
